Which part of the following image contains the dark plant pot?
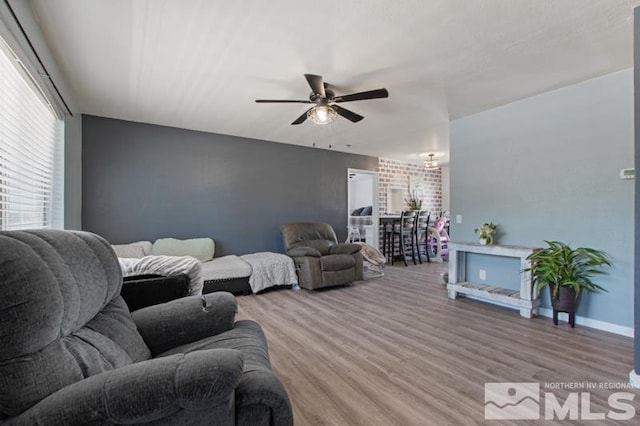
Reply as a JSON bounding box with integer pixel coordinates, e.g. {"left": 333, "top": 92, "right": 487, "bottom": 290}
{"left": 550, "top": 285, "right": 580, "bottom": 312}
{"left": 549, "top": 285, "right": 581, "bottom": 327}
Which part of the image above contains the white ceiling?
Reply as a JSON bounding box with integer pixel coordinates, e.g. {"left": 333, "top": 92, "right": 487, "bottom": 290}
{"left": 29, "top": 0, "right": 640, "bottom": 163}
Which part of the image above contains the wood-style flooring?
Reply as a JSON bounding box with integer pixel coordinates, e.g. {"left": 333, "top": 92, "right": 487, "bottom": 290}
{"left": 236, "top": 262, "right": 638, "bottom": 425}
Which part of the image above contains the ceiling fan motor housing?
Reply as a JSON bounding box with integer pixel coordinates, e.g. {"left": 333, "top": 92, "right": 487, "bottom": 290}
{"left": 310, "top": 88, "right": 335, "bottom": 103}
{"left": 255, "top": 74, "right": 388, "bottom": 125}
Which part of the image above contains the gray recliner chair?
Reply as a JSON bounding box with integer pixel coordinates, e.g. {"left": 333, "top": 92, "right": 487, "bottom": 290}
{"left": 0, "top": 230, "right": 292, "bottom": 425}
{"left": 281, "top": 222, "right": 363, "bottom": 290}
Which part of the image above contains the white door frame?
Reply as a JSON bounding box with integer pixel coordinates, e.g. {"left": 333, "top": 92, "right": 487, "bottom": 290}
{"left": 347, "top": 168, "right": 379, "bottom": 248}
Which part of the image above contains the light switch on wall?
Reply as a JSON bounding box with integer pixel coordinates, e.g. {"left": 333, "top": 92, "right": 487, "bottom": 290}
{"left": 456, "top": 214, "right": 462, "bottom": 224}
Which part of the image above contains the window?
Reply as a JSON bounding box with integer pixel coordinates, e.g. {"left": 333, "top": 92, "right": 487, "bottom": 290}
{"left": 0, "top": 36, "right": 64, "bottom": 230}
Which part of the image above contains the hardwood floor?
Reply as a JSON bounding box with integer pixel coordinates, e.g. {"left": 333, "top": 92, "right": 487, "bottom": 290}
{"left": 236, "top": 262, "right": 638, "bottom": 425}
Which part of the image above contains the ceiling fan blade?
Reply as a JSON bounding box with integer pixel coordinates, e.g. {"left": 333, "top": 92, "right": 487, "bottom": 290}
{"left": 304, "top": 74, "right": 326, "bottom": 98}
{"left": 291, "top": 108, "right": 313, "bottom": 125}
{"left": 255, "top": 99, "right": 312, "bottom": 103}
{"left": 333, "top": 88, "right": 389, "bottom": 103}
{"left": 332, "top": 105, "right": 364, "bottom": 123}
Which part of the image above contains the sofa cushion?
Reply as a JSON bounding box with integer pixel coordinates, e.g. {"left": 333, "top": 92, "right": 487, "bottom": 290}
{"left": 159, "top": 321, "right": 268, "bottom": 369}
{"left": 152, "top": 238, "right": 215, "bottom": 262}
{"left": 200, "top": 255, "right": 252, "bottom": 281}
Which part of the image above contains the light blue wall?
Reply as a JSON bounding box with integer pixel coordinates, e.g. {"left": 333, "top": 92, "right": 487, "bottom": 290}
{"left": 450, "top": 69, "right": 634, "bottom": 327}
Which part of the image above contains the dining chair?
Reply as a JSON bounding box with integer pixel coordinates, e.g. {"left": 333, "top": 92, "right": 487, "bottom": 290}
{"left": 391, "top": 210, "right": 417, "bottom": 266}
{"left": 414, "top": 210, "right": 430, "bottom": 264}
{"left": 382, "top": 220, "right": 394, "bottom": 262}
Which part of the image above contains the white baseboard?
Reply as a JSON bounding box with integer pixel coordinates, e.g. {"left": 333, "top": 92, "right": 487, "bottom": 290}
{"left": 463, "top": 295, "right": 634, "bottom": 337}
{"left": 537, "top": 308, "right": 634, "bottom": 337}
{"left": 631, "top": 370, "right": 640, "bottom": 389}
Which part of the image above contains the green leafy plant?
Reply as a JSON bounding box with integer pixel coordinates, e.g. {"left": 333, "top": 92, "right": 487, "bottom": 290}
{"left": 523, "top": 240, "right": 611, "bottom": 299}
{"left": 474, "top": 222, "right": 497, "bottom": 244}
{"left": 406, "top": 190, "right": 422, "bottom": 210}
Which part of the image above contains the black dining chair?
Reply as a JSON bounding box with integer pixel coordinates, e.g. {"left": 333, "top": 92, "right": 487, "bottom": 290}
{"left": 391, "top": 210, "right": 417, "bottom": 266}
{"left": 382, "top": 220, "right": 395, "bottom": 263}
{"left": 414, "top": 210, "right": 430, "bottom": 264}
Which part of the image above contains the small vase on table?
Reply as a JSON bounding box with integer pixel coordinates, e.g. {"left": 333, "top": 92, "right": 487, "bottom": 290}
{"left": 475, "top": 222, "right": 497, "bottom": 246}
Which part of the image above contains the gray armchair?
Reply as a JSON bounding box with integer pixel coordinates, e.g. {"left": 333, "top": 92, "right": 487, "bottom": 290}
{"left": 0, "top": 230, "right": 292, "bottom": 425}
{"left": 281, "top": 222, "right": 363, "bottom": 290}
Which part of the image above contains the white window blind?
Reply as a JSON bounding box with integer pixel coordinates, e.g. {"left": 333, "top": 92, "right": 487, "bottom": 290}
{"left": 0, "top": 36, "right": 64, "bottom": 230}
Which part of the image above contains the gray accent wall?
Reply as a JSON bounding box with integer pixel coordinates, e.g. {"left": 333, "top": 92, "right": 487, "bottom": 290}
{"left": 450, "top": 69, "right": 634, "bottom": 328}
{"left": 64, "top": 114, "right": 82, "bottom": 230}
{"left": 82, "top": 115, "right": 378, "bottom": 255}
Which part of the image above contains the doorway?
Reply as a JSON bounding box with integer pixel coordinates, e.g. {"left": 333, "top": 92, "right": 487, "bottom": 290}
{"left": 347, "top": 169, "right": 379, "bottom": 248}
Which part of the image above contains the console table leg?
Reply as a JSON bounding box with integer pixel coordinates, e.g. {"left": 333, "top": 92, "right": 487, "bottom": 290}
{"left": 447, "top": 288, "right": 458, "bottom": 300}
{"left": 553, "top": 309, "right": 559, "bottom": 325}
{"left": 519, "top": 308, "right": 533, "bottom": 319}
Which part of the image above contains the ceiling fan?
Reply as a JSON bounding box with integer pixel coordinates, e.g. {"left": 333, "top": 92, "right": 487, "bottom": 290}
{"left": 255, "top": 74, "right": 389, "bottom": 125}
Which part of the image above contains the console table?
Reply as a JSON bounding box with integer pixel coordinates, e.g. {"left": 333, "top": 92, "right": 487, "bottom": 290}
{"left": 447, "top": 242, "right": 540, "bottom": 318}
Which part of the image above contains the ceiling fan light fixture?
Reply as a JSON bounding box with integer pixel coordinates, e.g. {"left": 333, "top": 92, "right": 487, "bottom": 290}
{"left": 424, "top": 154, "right": 440, "bottom": 169}
{"left": 307, "top": 105, "right": 337, "bottom": 125}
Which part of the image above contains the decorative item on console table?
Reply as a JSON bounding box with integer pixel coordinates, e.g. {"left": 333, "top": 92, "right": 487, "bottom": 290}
{"left": 474, "top": 222, "right": 497, "bottom": 245}
{"left": 406, "top": 190, "right": 422, "bottom": 211}
{"left": 523, "top": 240, "right": 611, "bottom": 328}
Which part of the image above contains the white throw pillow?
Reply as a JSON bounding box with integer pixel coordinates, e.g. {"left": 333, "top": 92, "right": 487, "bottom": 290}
{"left": 151, "top": 237, "right": 215, "bottom": 262}
{"left": 111, "top": 241, "right": 152, "bottom": 258}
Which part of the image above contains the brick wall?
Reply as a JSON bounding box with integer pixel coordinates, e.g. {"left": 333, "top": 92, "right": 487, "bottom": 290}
{"left": 378, "top": 158, "right": 442, "bottom": 216}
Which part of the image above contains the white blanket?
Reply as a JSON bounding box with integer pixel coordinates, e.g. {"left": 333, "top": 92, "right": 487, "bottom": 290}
{"left": 118, "top": 255, "right": 204, "bottom": 296}
{"left": 240, "top": 252, "right": 297, "bottom": 293}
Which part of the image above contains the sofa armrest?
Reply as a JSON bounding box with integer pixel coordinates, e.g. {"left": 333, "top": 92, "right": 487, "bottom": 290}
{"left": 9, "top": 349, "right": 244, "bottom": 424}
{"left": 330, "top": 243, "right": 362, "bottom": 255}
{"left": 287, "top": 247, "right": 322, "bottom": 257}
{"left": 132, "top": 292, "right": 237, "bottom": 355}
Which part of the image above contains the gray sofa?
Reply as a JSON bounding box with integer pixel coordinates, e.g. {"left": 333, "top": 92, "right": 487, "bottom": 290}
{"left": 281, "top": 222, "right": 363, "bottom": 290}
{"left": 0, "top": 230, "right": 292, "bottom": 425}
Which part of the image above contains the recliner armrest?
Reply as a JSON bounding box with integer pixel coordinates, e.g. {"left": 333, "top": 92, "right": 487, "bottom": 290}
{"left": 287, "top": 247, "right": 322, "bottom": 257}
{"left": 9, "top": 349, "right": 244, "bottom": 424}
{"left": 330, "top": 243, "right": 362, "bottom": 255}
{"left": 132, "top": 292, "right": 237, "bottom": 355}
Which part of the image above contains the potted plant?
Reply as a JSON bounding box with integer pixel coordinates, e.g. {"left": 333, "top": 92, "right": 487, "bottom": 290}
{"left": 523, "top": 240, "right": 611, "bottom": 327}
{"left": 474, "top": 222, "right": 497, "bottom": 245}
{"left": 406, "top": 190, "right": 422, "bottom": 211}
